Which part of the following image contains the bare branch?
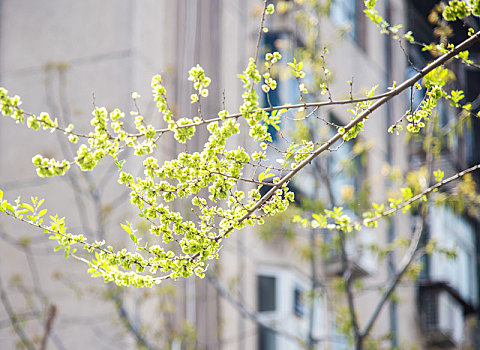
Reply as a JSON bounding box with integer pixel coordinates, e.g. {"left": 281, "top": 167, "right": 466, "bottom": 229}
{"left": 109, "top": 287, "right": 160, "bottom": 350}
{"left": 360, "top": 221, "right": 424, "bottom": 339}
{"left": 205, "top": 273, "right": 303, "bottom": 346}
{"left": 0, "top": 275, "right": 36, "bottom": 350}
{"left": 39, "top": 304, "right": 57, "bottom": 350}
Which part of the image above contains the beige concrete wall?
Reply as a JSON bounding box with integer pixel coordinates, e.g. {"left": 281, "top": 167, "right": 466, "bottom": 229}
{"left": 0, "top": 1, "right": 183, "bottom": 349}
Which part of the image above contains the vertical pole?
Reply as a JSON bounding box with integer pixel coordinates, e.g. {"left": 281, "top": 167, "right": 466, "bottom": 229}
{"left": 384, "top": 0, "right": 398, "bottom": 348}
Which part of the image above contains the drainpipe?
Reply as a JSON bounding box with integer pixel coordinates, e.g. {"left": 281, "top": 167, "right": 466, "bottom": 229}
{"left": 384, "top": 0, "right": 398, "bottom": 348}
{"left": 237, "top": 1, "right": 247, "bottom": 348}
{"left": 178, "top": 0, "right": 198, "bottom": 339}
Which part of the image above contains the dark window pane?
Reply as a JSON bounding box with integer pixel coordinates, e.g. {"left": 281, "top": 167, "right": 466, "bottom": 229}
{"left": 330, "top": 0, "right": 356, "bottom": 40}
{"left": 261, "top": 32, "right": 284, "bottom": 142}
{"left": 258, "top": 325, "right": 277, "bottom": 350}
{"left": 258, "top": 275, "right": 276, "bottom": 312}
{"left": 294, "top": 287, "right": 304, "bottom": 317}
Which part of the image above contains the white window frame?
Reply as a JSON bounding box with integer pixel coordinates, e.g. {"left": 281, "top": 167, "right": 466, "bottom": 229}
{"left": 429, "top": 205, "right": 478, "bottom": 306}
{"left": 257, "top": 266, "right": 324, "bottom": 350}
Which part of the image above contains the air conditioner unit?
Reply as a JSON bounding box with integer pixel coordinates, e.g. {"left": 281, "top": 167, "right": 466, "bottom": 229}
{"left": 419, "top": 287, "right": 464, "bottom": 347}
{"left": 323, "top": 254, "right": 369, "bottom": 279}
{"left": 322, "top": 227, "right": 374, "bottom": 278}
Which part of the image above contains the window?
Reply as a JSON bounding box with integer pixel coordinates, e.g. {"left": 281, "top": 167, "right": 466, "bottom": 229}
{"left": 464, "top": 68, "right": 480, "bottom": 166}
{"left": 256, "top": 267, "right": 323, "bottom": 350}
{"left": 330, "top": 322, "right": 354, "bottom": 350}
{"left": 330, "top": 0, "right": 365, "bottom": 47}
{"left": 293, "top": 287, "right": 304, "bottom": 318}
{"left": 428, "top": 206, "right": 478, "bottom": 306}
{"left": 330, "top": 0, "right": 356, "bottom": 34}
{"left": 257, "top": 274, "right": 278, "bottom": 350}
{"left": 258, "top": 325, "right": 277, "bottom": 350}
{"left": 262, "top": 32, "right": 285, "bottom": 142}
{"left": 328, "top": 136, "right": 357, "bottom": 205}
{"left": 317, "top": 115, "right": 374, "bottom": 277}
{"left": 419, "top": 287, "right": 465, "bottom": 346}
{"left": 258, "top": 275, "right": 277, "bottom": 312}
{"left": 261, "top": 31, "right": 297, "bottom": 142}
{"left": 327, "top": 115, "right": 365, "bottom": 208}
{"left": 406, "top": 66, "right": 426, "bottom": 112}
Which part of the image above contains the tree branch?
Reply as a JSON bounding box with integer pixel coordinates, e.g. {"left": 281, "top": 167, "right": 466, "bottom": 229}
{"left": 109, "top": 287, "right": 160, "bottom": 350}
{"left": 39, "top": 304, "right": 57, "bottom": 350}
{"left": 360, "top": 221, "right": 424, "bottom": 339}
{"left": 0, "top": 275, "right": 36, "bottom": 350}
{"left": 205, "top": 273, "right": 303, "bottom": 346}
{"left": 226, "top": 30, "right": 480, "bottom": 242}
{"left": 363, "top": 162, "right": 480, "bottom": 225}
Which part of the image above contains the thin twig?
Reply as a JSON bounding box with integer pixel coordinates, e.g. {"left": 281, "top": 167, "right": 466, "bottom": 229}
{"left": 363, "top": 162, "right": 480, "bottom": 225}
{"left": 242, "top": 30, "right": 480, "bottom": 231}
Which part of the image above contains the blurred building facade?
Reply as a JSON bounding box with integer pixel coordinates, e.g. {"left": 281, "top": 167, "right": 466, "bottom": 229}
{"left": 0, "top": 1, "right": 479, "bottom": 350}
{"left": 406, "top": 1, "right": 480, "bottom": 348}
